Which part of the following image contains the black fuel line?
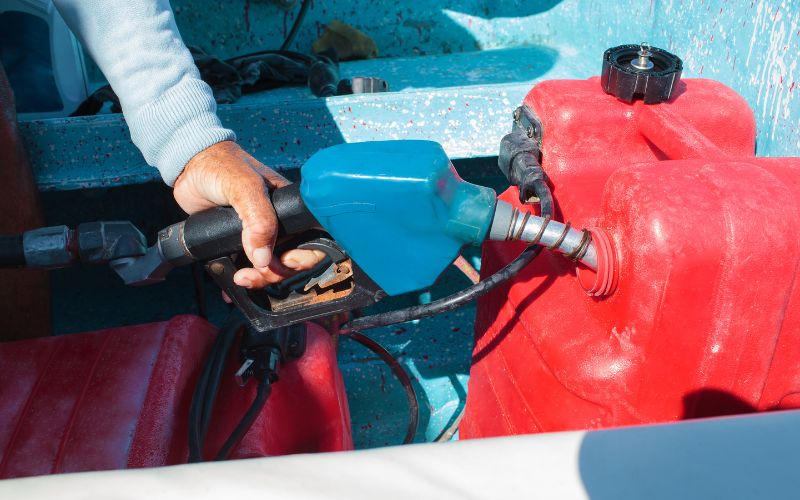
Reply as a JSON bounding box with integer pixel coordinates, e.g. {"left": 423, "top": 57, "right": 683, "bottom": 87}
{"left": 340, "top": 330, "right": 419, "bottom": 445}
{"left": 343, "top": 245, "right": 543, "bottom": 332}
{"left": 342, "top": 187, "right": 552, "bottom": 332}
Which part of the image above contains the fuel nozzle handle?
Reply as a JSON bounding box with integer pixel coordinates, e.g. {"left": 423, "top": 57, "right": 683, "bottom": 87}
{"left": 159, "top": 183, "right": 318, "bottom": 266}
{"left": 113, "top": 183, "right": 318, "bottom": 285}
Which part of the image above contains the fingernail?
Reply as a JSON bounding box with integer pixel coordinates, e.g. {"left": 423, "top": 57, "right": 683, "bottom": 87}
{"left": 234, "top": 275, "right": 253, "bottom": 288}
{"left": 282, "top": 257, "right": 302, "bottom": 270}
{"left": 252, "top": 247, "right": 272, "bottom": 269}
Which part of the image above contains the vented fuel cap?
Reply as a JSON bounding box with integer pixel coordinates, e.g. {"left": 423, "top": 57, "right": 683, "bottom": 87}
{"left": 601, "top": 43, "right": 683, "bottom": 104}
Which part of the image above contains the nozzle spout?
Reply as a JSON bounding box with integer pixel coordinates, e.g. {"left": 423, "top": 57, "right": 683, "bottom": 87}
{"left": 489, "top": 200, "right": 597, "bottom": 270}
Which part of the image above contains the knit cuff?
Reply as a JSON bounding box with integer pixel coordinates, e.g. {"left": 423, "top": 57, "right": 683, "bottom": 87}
{"left": 126, "top": 78, "right": 236, "bottom": 186}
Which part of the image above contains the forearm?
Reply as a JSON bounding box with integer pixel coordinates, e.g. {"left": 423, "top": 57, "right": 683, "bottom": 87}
{"left": 52, "top": 0, "right": 234, "bottom": 185}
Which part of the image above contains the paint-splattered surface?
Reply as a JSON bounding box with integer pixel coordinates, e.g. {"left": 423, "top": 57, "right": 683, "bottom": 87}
{"left": 20, "top": 45, "right": 584, "bottom": 190}
{"left": 17, "top": 0, "right": 800, "bottom": 189}
{"left": 654, "top": 0, "right": 800, "bottom": 157}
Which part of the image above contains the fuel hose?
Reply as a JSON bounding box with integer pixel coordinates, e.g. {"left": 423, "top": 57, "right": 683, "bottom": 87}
{"left": 342, "top": 193, "right": 556, "bottom": 332}
{"left": 342, "top": 245, "right": 543, "bottom": 332}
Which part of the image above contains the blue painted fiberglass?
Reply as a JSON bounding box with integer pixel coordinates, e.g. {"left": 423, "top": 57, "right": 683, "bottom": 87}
{"left": 13, "top": 0, "right": 800, "bottom": 190}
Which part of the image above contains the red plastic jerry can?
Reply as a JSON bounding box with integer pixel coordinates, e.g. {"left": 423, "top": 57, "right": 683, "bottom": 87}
{"left": 462, "top": 77, "right": 800, "bottom": 438}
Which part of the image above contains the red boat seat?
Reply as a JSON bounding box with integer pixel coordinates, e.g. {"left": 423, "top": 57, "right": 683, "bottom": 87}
{"left": 0, "top": 315, "right": 352, "bottom": 479}
{"left": 0, "top": 315, "right": 215, "bottom": 479}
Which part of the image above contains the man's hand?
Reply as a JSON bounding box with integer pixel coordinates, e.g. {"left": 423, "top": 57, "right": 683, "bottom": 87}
{"left": 173, "top": 141, "right": 324, "bottom": 289}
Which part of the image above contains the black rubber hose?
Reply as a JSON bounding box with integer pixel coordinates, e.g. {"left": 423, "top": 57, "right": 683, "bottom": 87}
{"left": 533, "top": 180, "right": 554, "bottom": 221}
{"left": 280, "top": 0, "right": 312, "bottom": 51}
{"left": 342, "top": 331, "right": 419, "bottom": 445}
{"left": 199, "top": 319, "right": 241, "bottom": 445}
{"left": 188, "top": 313, "right": 242, "bottom": 463}
{"left": 214, "top": 380, "right": 272, "bottom": 461}
{"left": 188, "top": 332, "right": 220, "bottom": 462}
{"left": 344, "top": 182, "right": 553, "bottom": 333}
{"left": 224, "top": 49, "right": 316, "bottom": 66}
{"left": 344, "top": 245, "right": 543, "bottom": 332}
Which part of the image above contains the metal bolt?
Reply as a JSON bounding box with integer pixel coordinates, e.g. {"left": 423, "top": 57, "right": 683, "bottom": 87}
{"left": 513, "top": 107, "right": 522, "bottom": 121}
{"left": 209, "top": 262, "right": 225, "bottom": 275}
{"left": 631, "top": 42, "right": 654, "bottom": 71}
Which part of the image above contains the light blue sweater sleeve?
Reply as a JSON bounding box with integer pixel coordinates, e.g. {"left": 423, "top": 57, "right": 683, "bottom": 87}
{"left": 52, "top": 0, "right": 236, "bottom": 185}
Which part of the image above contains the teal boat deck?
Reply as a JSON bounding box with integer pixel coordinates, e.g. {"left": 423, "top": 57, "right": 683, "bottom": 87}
{"left": 22, "top": 0, "right": 800, "bottom": 447}
{"left": 19, "top": 1, "right": 800, "bottom": 190}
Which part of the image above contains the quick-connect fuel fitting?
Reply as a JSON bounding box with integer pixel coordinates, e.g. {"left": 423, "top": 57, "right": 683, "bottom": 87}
{"left": 0, "top": 222, "right": 147, "bottom": 270}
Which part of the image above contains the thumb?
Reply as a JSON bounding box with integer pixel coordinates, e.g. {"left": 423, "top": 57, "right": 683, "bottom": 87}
{"left": 228, "top": 179, "right": 279, "bottom": 270}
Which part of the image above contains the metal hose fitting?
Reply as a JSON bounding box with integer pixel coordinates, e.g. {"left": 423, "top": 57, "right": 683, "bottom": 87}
{"left": 489, "top": 200, "right": 598, "bottom": 270}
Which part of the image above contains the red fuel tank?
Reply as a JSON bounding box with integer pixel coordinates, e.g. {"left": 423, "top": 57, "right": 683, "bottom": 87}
{"left": 0, "top": 316, "right": 351, "bottom": 478}
{"left": 462, "top": 77, "right": 800, "bottom": 438}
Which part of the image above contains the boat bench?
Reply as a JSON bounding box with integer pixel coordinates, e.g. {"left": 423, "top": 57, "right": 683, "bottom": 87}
{"left": 18, "top": 47, "right": 594, "bottom": 191}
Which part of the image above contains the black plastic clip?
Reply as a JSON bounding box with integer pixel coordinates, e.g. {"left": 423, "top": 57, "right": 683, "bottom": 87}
{"left": 498, "top": 106, "right": 552, "bottom": 212}
{"left": 235, "top": 323, "right": 307, "bottom": 387}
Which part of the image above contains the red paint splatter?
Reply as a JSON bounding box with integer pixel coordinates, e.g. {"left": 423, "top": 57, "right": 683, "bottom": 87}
{"left": 790, "top": 82, "right": 796, "bottom": 92}
{"left": 699, "top": 64, "right": 704, "bottom": 75}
